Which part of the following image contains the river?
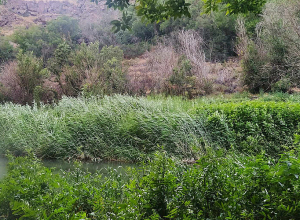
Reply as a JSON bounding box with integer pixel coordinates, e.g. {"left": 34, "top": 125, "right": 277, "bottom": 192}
{"left": 0, "top": 157, "right": 134, "bottom": 180}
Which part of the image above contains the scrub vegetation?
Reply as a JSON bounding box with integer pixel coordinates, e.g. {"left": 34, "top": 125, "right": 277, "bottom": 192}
{"left": 1, "top": 146, "right": 300, "bottom": 219}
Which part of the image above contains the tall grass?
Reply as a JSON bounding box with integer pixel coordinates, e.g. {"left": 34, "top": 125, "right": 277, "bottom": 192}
{"left": 0, "top": 94, "right": 300, "bottom": 161}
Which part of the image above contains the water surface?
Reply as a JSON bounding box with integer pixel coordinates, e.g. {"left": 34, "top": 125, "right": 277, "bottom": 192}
{"left": 0, "top": 157, "right": 134, "bottom": 180}
{"left": 0, "top": 157, "right": 7, "bottom": 180}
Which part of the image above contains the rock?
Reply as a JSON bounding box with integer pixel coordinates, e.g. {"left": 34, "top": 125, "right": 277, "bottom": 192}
{"left": 1, "top": 0, "right": 109, "bottom": 30}
{"left": 0, "top": 7, "right": 23, "bottom": 28}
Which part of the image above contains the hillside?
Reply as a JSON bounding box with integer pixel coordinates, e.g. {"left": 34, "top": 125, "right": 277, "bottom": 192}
{"left": 1, "top": 0, "right": 299, "bottom": 105}
{"left": 0, "top": 0, "right": 110, "bottom": 36}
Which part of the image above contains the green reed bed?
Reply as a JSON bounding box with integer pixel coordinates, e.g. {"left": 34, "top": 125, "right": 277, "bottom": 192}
{"left": 0, "top": 94, "right": 300, "bottom": 161}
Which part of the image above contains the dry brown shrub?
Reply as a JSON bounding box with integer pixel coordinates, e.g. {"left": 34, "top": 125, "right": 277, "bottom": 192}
{"left": 79, "top": 8, "right": 119, "bottom": 45}
{"left": 235, "top": 16, "right": 250, "bottom": 58}
{"left": 59, "top": 66, "right": 84, "bottom": 96}
{"left": 0, "top": 61, "right": 62, "bottom": 104}
{"left": 127, "top": 43, "right": 179, "bottom": 94}
{"left": 127, "top": 29, "right": 243, "bottom": 96}
{"left": 258, "top": 0, "right": 300, "bottom": 72}
{"left": 42, "top": 76, "right": 63, "bottom": 103}
{"left": 0, "top": 61, "right": 25, "bottom": 103}
{"left": 125, "top": 27, "right": 245, "bottom": 96}
{"left": 210, "top": 59, "right": 242, "bottom": 93}
{"left": 176, "top": 30, "right": 209, "bottom": 77}
{"left": 146, "top": 43, "right": 179, "bottom": 91}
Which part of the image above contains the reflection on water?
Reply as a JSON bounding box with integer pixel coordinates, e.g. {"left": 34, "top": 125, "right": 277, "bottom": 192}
{"left": 0, "top": 157, "right": 135, "bottom": 180}
{"left": 42, "top": 160, "right": 134, "bottom": 175}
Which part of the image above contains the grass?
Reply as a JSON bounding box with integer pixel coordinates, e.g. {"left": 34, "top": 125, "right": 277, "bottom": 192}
{"left": 0, "top": 93, "right": 300, "bottom": 161}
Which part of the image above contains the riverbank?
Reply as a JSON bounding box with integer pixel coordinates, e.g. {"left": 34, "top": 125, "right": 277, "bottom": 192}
{"left": 1, "top": 147, "right": 300, "bottom": 219}
{"left": 1, "top": 93, "right": 300, "bottom": 161}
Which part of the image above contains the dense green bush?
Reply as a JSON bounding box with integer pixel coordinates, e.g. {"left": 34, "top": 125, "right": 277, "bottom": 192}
{"left": 1, "top": 148, "right": 300, "bottom": 219}
{"left": 61, "top": 43, "right": 126, "bottom": 96}
{"left": 0, "top": 38, "right": 14, "bottom": 64}
{"left": 14, "top": 51, "right": 49, "bottom": 104}
{"left": 166, "top": 56, "right": 198, "bottom": 96}
{"left": 12, "top": 16, "right": 80, "bottom": 61}
{"left": 0, "top": 95, "right": 299, "bottom": 161}
{"left": 46, "top": 16, "right": 81, "bottom": 44}
{"left": 13, "top": 26, "right": 48, "bottom": 58}
{"left": 47, "top": 42, "right": 72, "bottom": 76}
{"left": 131, "top": 19, "right": 155, "bottom": 41}
{"left": 200, "top": 101, "right": 300, "bottom": 156}
{"left": 116, "top": 18, "right": 155, "bottom": 45}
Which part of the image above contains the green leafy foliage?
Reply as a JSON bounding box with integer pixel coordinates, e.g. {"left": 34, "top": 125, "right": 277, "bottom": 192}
{"left": 46, "top": 16, "right": 81, "bottom": 44}
{"left": 166, "top": 56, "right": 199, "bottom": 96}
{"left": 48, "top": 42, "right": 72, "bottom": 76}
{"left": 200, "top": 101, "right": 300, "bottom": 156}
{"left": 104, "top": 0, "right": 265, "bottom": 32}
{"left": 12, "top": 16, "right": 80, "bottom": 60}
{"left": 1, "top": 148, "right": 300, "bottom": 219}
{"left": 103, "top": 0, "right": 191, "bottom": 32}
{"left": 0, "top": 37, "right": 15, "bottom": 64}
{"left": 60, "top": 43, "right": 127, "bottom": 97}
{"left": 16, "top": 51, "right": 49, "bottom": 104}
{"left": 203, "top": 0, "right": 267, "bottom": 15}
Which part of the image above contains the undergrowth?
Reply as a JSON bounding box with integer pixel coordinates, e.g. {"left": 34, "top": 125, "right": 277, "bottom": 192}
{"left": 1, "top": 147, "right": 300, "bottom": 219}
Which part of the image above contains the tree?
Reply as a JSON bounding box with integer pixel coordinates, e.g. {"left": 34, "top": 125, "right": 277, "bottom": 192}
{"left": 100, "top": 0, "right": 267, "bottom": 31}
{"left": 203, "top": 0, "right": 267, "bottom": 15}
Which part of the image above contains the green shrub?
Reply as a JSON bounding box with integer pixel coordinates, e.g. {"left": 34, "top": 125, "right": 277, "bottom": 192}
{"left": 12, "top": 16, "right": 80, "bottom": 61}
{"left": 242, "top": 44, "right": 267, "bottom": 93}
{"left": 116, "top": 18, "right": 155, "bottom": 45}
{"left": 46, "top": 16, "right": 81, "bottom": 44}
{"left": 0, "top": 38, "right": 14, "bottom": 64}
{"left": 2, "top": 149, "right": 300, "bottom": 219}
{"left": 47, "top": 42, "right": 72, "bottom": 76}
{"left": 201, "top": 101, "right": 300, "bottom": 156}
{"left": 272, "top": 77, "right": 291, "bottom": 93}
{"left": 166, "top": 56, "right": 197, "bottom": 96}
{"left": 15, "top": 51, "right": 49, "bottom": 104}
{"left": 131, "top": 19, "right": 155, "bottom": 41}
{"left": 242, "top": 0, "right": 300, "bottom": 92}
{"left": 13, "top": 26, "right": 48, "bottom": 58}
{"left": 60, "top": 44, "right": 126, "bottom": 97}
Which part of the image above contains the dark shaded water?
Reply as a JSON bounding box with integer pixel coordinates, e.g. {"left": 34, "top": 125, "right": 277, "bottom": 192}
{"left": 0, "top": 157, "right": 7, "bottom": 180}
{"left": 0, "top": 157, "right": 134, "bottom": 180}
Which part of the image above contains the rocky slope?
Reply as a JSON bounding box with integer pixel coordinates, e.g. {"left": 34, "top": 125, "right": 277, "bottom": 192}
{"left": 0, "top": 0, "right": 108, "bottom": 35}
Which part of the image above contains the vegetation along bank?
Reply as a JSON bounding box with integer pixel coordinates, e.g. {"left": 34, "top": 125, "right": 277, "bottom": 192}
{"left": 0, "top": 94, "right": 300, "bottom": 161}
